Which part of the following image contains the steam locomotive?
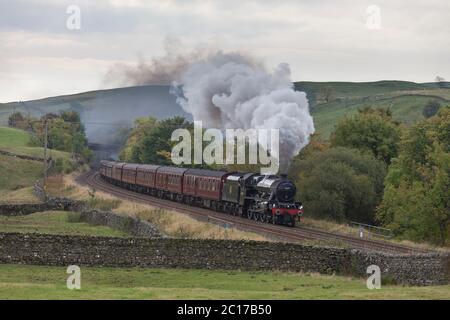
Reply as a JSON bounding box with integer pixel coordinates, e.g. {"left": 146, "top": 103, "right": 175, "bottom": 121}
{"left": 99, "top": 161, "right": 303, "bottom": 226}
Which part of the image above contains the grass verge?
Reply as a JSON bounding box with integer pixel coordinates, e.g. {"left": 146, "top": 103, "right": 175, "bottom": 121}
{"left": 0, "top": 154, "right": 43, "bottom": 191}
{"left": 0, "top": 264, "right": 449, "bottom": 299}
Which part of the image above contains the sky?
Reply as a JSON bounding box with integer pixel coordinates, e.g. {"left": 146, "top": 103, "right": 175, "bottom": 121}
{"left": 0, "top": 0, "right": 449, "bottom": 102}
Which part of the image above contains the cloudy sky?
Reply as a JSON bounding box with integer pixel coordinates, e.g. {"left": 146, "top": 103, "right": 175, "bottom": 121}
{"left": 0, "top": 0, "right": 449, "bottom": 102}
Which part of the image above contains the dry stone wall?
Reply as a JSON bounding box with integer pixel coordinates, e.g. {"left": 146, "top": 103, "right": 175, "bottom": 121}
{"left": 0, "top": 232, "right": 448, "bottom": 286}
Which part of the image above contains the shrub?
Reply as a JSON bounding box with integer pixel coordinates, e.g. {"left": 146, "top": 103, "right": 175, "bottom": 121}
{"left": 289, "top": 147, "right": 386, "bottom": 223}
{"left": 422, "top": 100, "right": 441, "bottom": 118}
{"left": 330, "top": 107, "right": 401, "bottom": 164}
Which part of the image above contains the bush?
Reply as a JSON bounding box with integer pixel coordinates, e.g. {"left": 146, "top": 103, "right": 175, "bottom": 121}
{"left": 52, "top": 158, "right": 75, "bottom": 174}
{"left": 330, "top": 108, "right": 401, "bottom": 164}
{"left": 422, "top": 100, "right": 441, "bottom": 118}
{"left": 289, "top": 147, "right": 386, "bottom": 223}
{"left": 377, "top": 108, "right": 450, "bottom": 245}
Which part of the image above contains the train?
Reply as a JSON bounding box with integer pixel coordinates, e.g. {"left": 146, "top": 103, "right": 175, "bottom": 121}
{"left": 99, "top": 160, "right": 304, "bottom": 226}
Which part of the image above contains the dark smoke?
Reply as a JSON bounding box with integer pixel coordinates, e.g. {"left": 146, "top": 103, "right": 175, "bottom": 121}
{"left": 104, "top": 38, "right": 262, "bottom": 86}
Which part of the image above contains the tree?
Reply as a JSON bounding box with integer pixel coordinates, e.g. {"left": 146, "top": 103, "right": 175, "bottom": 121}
{"left": 119, "top": 117, "right": 158, "bottom": 162}
{"left": 289, "top": 147, "right": 386, "bottom": 223}
{"left": 8, "top": 112, "right": 24, "bottom": 128}
{"left": 377, "top": 107, "right": 450, "bottom": 245}
{"left": 435, "top": 76, "right": 446, "bottom": 89}
{"left": 27, "top": 111, "right": 92, "bottom": 161}
{"left": 321, "top": 86, "right": 335, "bottom": 103}
{"left": 422, "top": 100, "right": 442, "bottom": 118}
{"left": 132, "top": 117, "right": 192, "bottom": 165}
{"left": 330, "top": 107, "right": 401, "bottom": 164}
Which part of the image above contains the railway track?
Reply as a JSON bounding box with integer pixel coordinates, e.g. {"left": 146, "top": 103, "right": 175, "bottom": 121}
{"left": 78, "top": 170, "right": 430, "bottom": 254}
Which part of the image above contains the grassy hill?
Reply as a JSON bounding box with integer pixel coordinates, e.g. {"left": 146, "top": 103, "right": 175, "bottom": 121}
{"left": 0, "top": 86, "right": 191, "bottom": 144}
{"left": 0, "top": 127, "right": 74, "bottom": 193}
{"left": 1, "top": 81, "right": 449, "bottom": 142}
{"left": 0, "top": 127, "right": 42, "bottom": 191}
{"left": 295, "top": 80, "right": 450, "bottom": 138}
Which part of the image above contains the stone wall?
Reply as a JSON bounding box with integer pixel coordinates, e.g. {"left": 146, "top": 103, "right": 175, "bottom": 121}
{"left": 0, "top": 232, "right": 448, "bottom": 286}
{"left": 2, "top": 181, "right": 163, "bottom": 238}
{"left": 0, "top": 149, "right": 44, "bottom": 162}
{"left": 79, "top": 210, "right": 164, "bottom": 239}
{"left": 0, "top": 198, "right": 84, "bottom": 216}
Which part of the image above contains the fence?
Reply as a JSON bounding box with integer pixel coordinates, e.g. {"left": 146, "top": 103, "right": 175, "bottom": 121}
{"left": 349, "top": 221, "right": 393, "bottom": 240}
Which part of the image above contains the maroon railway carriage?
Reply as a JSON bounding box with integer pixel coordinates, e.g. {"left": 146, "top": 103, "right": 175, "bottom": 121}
{"left": 135, "top": 164, "right": 160, "bottom": 189}
{"left": 155, "top": 166, "right": 188, "bottom": 194}
{"left": 99, "top": 160, "right": 114, "bottom": 180}
{"left": 121, "top": 163, "right": 140, "bottom": 186}
{"left": 111, "top": 162, "right": 126, "bottom": 183}
{"left": 183, "top": 168, "right": 230, "bottom": 201}
{"left": 183, "top": 168, "right": 232, "bottom": 210}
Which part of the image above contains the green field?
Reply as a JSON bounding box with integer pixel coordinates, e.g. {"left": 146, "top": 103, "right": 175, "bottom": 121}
{"left": 0, "top": 187, "right": 42, "bottom": 204}
{"left": 295, "top": 81, "right": 450, "bottom": 138}
{"left": 0, "top": 127, "right": 75, "bottom": 191}
{"left": 0, "top": 264, "right": 448, "bottom": 299}
{"left": 0, "top": 126, "right": 31, "bottom": 147}
{"left": 0, "top": 153, "right": 43, "bottom": 190}
{"left": 0, "top": 126, "right": 74, "bottom": 160}
{"left": 312, "top": 94, "right": 449, "bottom": 138}
{"left": 0, "top": 211, "right": 128, "bottom": 237}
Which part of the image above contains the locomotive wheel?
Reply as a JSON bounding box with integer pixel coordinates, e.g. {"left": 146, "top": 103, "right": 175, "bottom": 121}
{"left": 247, "top": 211, "right": 253, "bottom": 220}
{"left": 287, "top": 218, "right": 296, "bottom": 227}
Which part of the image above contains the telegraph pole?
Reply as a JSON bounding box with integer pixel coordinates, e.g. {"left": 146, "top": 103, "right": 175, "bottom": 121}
{"left": 43, "top": 119, "right": 48, "bottom": 188}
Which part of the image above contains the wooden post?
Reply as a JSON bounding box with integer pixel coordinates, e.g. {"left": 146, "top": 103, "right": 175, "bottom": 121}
{"left": 43, "top": 119, "right": 48, "bottom": 188}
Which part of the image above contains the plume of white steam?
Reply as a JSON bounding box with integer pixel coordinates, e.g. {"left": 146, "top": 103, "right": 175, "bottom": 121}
{"left": 172, "top": 52, "right": 315, "bottom": 172}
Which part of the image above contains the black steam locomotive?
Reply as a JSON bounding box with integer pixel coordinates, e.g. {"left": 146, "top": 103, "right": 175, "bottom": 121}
{"left": 100, "top": 161, "right": 303, "bottom": 226}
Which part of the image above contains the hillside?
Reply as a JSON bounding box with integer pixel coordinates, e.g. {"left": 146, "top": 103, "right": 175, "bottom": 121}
{"left": 0, "top": 127, "right": 74, "bottom": 195}
{"left": 0, "top": 86, "right": 191, "bottom": 144}
{"left": 1, "top": 81, "right": 449, "bottom": 142}
{"left": 295, "top": 80, "right": 450, "bottom": 138}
